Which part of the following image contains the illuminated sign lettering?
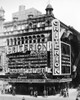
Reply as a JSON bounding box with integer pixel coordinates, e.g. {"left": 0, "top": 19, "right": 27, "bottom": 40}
{"left": 52, "top": 19, "right": 61, "bottom": 75}
{"left": 9, "top": 68, "right": 45, "bottom": 74}
{"left": 7, "top": 43, "right": 49, "bottom": 54}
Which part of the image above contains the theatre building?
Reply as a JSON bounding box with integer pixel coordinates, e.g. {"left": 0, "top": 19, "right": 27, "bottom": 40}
{"left": 0, "top": 4, "right": 79, "bottom": 95}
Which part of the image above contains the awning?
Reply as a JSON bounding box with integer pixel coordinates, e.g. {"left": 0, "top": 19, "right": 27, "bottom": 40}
{"left": 4, "top": 78, "right": 72, "bottom": 83}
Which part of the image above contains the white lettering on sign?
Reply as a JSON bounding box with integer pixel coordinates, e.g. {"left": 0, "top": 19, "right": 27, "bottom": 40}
{"left": 9, "top": 68, "right": 45, "bottom": 74}
{"left": 52, "top": 19, "right": 61, "bottom": 75}
{"left": 7, "top": 42, "right": 52, "bottom": 54}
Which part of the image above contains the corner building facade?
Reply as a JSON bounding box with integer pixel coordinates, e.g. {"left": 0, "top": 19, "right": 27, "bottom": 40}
{"left": 0, "top": 4, "right": 77, "bottom": 95}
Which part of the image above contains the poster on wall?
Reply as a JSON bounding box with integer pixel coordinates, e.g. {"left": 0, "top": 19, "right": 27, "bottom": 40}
{"left": 52, "top": 19, "right": 61, "bottom": 75}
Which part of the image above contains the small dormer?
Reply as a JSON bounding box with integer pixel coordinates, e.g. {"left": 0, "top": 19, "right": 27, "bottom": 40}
{"left": 45, "top": 4, "right": 53, "bottom": 15}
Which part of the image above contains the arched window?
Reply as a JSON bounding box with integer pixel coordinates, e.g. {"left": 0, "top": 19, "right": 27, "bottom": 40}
{"left": 33, "top": 35, "right": 36, "bottom": 43}
{"left": 25, "top": 36, "right": 28, "bottom": 43}
{"left": 41, "top": 35, "right": 45, "bottom": 42}
{"left": 29, "top": 36, "right": 32, "bottom": 43}
{"left": 37, "top": 35, "right": 40, "bottom": 43}
{"left": 21, "top": 37, "right": 24, "bottom": 44}
{"left": 14, "top": 38, "right": 17, "bottom": 45}
{"left": 10, "top": 38, "right": 13, "bottom": 46}
{"left": 18, "top": 37, "right": 20, "bottom": 45}
{"left": 7, "top": 39, "right": 9, "bottom": 46}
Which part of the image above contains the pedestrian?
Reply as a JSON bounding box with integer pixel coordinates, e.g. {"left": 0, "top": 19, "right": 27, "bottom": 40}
{"left": 34, "top": 90, "right": 38, "bottom": 97}
{"left": 60, "top": 89, "right": 63, "bottom": 96}
{"left": 22, "top": 97, "right": 25, "bottom": 100}
{"left": 66, "top": 88, "right": 69, "bottom": 97}
{"left": 12, "top": 86, "right": 16, "bottom": 96}
{"left": 76, "top": 97, "right": 78, "bottom": 100}
{"left": 43, "top": 89, "right": 47, "bottom": 97}
{"left": 63, "top": 89, "right": 66, "bottom": 97}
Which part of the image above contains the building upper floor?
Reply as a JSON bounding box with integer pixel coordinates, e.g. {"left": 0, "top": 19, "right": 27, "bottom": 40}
{"left": 0, "top": 4, "right": 80, "bottom": 49}
{"left": 0, "top": 4, "right": 71, "bottom": 37}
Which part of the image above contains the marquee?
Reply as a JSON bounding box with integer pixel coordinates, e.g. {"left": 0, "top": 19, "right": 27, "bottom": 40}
{"left": 6, "top": 42, "right": 52, "bottom": 54}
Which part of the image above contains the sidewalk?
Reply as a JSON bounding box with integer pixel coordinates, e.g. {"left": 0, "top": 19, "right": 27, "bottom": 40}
{"left": 0, "top": 88, "right": 78, "bottom": 100}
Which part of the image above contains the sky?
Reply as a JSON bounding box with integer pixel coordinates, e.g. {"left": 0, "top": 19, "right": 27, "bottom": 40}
{"left": 0, "top": 0, "right": 80, "bottom": 32}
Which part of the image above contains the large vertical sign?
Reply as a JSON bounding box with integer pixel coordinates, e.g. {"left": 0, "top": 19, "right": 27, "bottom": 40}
{"left": 52, "top": 19, "right": 61, "bottom": 75}
{"left": 61, "top": 42, "right": 71, "bottom": 75}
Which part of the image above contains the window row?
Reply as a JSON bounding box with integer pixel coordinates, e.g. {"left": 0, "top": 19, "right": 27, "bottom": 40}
{"left": 7, "top": 35, "right": 46, "bottom": 46}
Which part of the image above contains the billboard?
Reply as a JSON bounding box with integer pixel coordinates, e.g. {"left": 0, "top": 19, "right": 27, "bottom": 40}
{"left": 61, "top": 42, "right": 71, "bottom": 75}
{"left": 52, "top": 19, "right": 61, "bottom": 75}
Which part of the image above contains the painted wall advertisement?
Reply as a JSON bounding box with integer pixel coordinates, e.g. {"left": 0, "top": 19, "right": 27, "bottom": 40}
{"left": 52, "top": 19, "right": 61, "bottom": 75}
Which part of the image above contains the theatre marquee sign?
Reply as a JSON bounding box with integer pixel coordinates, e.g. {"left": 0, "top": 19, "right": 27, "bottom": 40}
{"left": 52, "top": 19, "right": 61, "bottom": 75}
{"left": 6, "top": 42, "right": 52, "bottom": 54}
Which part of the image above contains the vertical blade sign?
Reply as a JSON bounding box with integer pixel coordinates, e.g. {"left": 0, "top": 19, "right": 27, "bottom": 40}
{"left": 52, "top": 19, "right": 61, "bottom": 75}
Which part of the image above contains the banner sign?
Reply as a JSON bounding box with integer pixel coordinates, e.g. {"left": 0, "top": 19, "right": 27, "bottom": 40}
{"left": 7, "top": 42, "right": 52, "bottom": 54}
{"left": 9, "top": 67, "right": 52, "bottom": 74}
{"left": 52, "top": 19, "right": 61, "bottom": 75}
{"left": 9, "top": 68, "right": 45, "bottom": 74}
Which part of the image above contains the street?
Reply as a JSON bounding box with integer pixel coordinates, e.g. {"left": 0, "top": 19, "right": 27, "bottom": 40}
{"left": 0, "top": 89, "right": 78, "bottom": 100}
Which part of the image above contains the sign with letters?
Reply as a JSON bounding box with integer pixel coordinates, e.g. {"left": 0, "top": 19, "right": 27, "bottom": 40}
{"left": 9, "top": 68, "right": 45, "bottom": 74}
{"left": 7, "top": 43, "right": 50, "bottom": 54}
{"left": 52, "top": 19, "right": 61, "bottom": 75}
